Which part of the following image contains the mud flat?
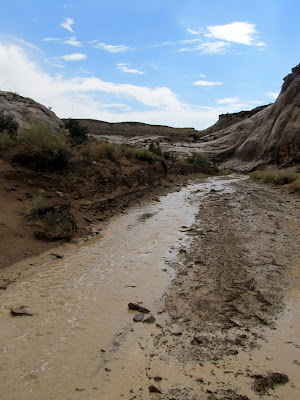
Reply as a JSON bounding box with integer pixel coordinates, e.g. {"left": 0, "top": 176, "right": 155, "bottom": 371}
{"left": 0, "top": 175, "right": 299, "bottom": 400}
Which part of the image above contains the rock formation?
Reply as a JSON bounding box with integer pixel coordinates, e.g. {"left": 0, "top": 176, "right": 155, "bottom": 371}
{"left": 197, "top": 64, "right": 300, "bottom": 171}
{"left": 0, "top": 91, "right": 64, "bottom": 133}
{"left": 1, "top": 64, "right": 299, "bottom": 172}
{"left": 65, "top": 119, "right": 197, "bottom": 139}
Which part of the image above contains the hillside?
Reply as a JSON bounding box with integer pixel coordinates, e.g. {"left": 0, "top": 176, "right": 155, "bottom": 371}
{"left": 0, "top": 91, "right": 63, "bottom": 133}
{"left": 62, "top": 118, "right": 197, "bottom": 140}
{"left": 196, "top": 64, "right": 300, "bottom": 171}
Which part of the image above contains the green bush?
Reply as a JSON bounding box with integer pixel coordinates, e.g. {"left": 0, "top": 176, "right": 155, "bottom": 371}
{"left": 163, "top": 152, "right": 177, "bottom": 162}
{"left": 148, "top": 142, "right": 162, "bottom": 157}
{"left": 14, "top": 124, "right": 71, "bottom": 171}
{"left": 189, "top": 133, "right": 200, "bottom": 142}
{"left": 64, "top": 119, "right": 89, "bottom": 145}
{"left": 0, "top": 133, "right": 16, "bottom": 151}
{"left": 185, "top": 153, "right": 214, "bottom": 168}
{"left": 250, "top": 170, "right": 298, "bottom": 185}
{"left": 79, "top": 142, "right": 165, "bottom": 164}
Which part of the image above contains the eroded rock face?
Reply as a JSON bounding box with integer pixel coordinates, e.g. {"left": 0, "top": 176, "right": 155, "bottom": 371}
{"left": 199, "top": 104, "right": 270, "bottom": 137}
{"left": 197, "top": 64, "right": 300, "bottom": 171}
{"left": 0, "top": 91, "right": 64, "bottom": 133}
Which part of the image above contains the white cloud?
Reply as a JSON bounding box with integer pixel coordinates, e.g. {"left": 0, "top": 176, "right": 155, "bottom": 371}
{"left": 16, "top": 39, "right": 39, "bottom": 50}
{"left": 0, "top": 41, "right": 262, "bottom": 130}
{"left": 43, "top": 37, "right": 61, "bottom": 42}
{"left": 117, "top": 63, "right": 144, "bottom": 75}
{"left": 44, "top": 59, "right": 65, "bottom": 68}
{"left": 217, "top": 97, "right": 239, "bottom": 104}
{"left": 184, "top": 22, "right": 266, "bottom": 54}
{"left": 266, "top": 92, "right": 279, "bottom": 100}
{"left": 187, "top": 28, "right": 203, "bottom": 35}
{"left": 199, "top": 74, "right": 207, "bottom": 78}
{"left": 180, "top": 38, "right": 202, "bottom": 44}
{"left": 56, "top": 53, "right": 87, "bottom": 61}
{"left": 61, "top": 18, "right": 75, "bottom": 33}
{"left": 93, "top": 43, "right": 131, "bottom": 53}
{"left": 180, "top": 41, "right": 230, "bottom": 55}
{"left": 0, "top": 42, "right": 180, "bottom": 110}
{"left": 205, "top": 22, "right": 260, "bottom": 46}
{"left": 63, "top": 37, "right": 82, "bottom": 47}
{"left": 193, "top": 80, "right": 223, "bottom": 86}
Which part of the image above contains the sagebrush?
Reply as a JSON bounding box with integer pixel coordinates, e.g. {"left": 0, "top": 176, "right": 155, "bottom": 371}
{"left": 14, "top": 124, "right": 71, "bottom": 171}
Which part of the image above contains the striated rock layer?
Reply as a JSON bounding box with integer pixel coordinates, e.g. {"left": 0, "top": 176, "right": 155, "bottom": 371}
{"left": 197, "top": 64, "right": 300, "bottom": 171}
{"left": 0, "top": 91, "right": 64, "bottom": 133}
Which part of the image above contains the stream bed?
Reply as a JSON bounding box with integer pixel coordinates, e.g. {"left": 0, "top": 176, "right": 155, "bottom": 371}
{"left": 0, "top": 174, "right": 299, "bottom": 400}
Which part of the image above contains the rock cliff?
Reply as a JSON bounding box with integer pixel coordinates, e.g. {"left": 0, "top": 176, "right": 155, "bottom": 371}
{"left": 0, "top": 91, "right": 64, "bottom": 133}
{"left": 197, "top": 64, "right": 300, "bottom": 171}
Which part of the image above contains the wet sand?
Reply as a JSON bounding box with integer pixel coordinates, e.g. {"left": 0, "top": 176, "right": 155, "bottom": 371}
{"left": 0, "top": 175, "right": 299, "bottom": 399}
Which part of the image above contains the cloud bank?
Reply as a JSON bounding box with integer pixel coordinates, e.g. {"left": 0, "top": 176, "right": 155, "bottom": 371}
{"left": 0, "top": 42, "right": 262, "bottom": 129}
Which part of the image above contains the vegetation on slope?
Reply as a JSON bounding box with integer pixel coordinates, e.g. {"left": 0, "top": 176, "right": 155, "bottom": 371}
{"left": 250, "top": 170, "right": 300, "bottom": 193}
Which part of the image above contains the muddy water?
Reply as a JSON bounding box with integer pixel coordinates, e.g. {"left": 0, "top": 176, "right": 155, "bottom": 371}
{"left": 0, "top": 175, "right": 242, "bottom": 400}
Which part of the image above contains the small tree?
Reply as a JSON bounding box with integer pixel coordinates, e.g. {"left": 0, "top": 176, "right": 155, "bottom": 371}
{"left": 0, "top": 110, "right": 19, "bottom": 136}
{"left": 64, "top": 119, "right": 89, "bottom": 145}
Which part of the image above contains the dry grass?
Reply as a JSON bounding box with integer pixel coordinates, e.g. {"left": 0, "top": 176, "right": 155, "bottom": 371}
{"left": 14, "top": 124, "right": 71, "bottom": 171}
{"left": 19, "top": 124, "right": 68, "bottom": 152}
{"left": 78, "top": 142, "right": 164, "bottom": 164}
{"left": 250, "top": 170, "right": 299, "bottom": 185}
{"left": 0, "top": 134, "right": 16, "bottom": 151}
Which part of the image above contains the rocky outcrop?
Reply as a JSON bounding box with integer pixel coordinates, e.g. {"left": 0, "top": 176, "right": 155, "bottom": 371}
{"left": 65, "top": 119, "right": 197, "bottom": 138}
{"left": 196, "top": 64, "right": 300, "bottom": 171}
{"left": 199, "top": 104, "right": 270, "bottom": 137}
{"left": 0, "top": 91, "right": 64, "bottom": 133}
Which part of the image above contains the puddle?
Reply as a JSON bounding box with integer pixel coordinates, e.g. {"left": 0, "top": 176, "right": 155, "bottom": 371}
{"left": 0, "top": 174, "right": 255, "bottom": 399}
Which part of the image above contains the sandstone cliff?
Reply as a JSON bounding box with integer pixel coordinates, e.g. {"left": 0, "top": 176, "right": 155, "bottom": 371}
{"left": 199, "top": 104, "right": 270, "bottom": 137}
{"left": 0, "top": 91, "right": 64, "bottom": 133}
{"left": 196, "top": 64, "right": 300, "bottom": 171}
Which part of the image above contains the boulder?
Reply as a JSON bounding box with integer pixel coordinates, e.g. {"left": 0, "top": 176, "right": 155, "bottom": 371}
{"left": 0, "top": 91, "right": 64, "bottom": 133}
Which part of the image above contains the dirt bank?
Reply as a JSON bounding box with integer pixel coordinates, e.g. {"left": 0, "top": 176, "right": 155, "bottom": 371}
{"left": 0, "top": 155, "right": 208, "bottom": 288}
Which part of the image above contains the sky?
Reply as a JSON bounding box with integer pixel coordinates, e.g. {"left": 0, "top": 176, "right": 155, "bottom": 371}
{"left": 0, "top": 1, "right": 299, "bottom": 129}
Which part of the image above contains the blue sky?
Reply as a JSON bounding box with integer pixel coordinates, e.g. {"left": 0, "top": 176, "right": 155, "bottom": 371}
{"left": 0, "top": 0, "right": 299, "bottom": 129}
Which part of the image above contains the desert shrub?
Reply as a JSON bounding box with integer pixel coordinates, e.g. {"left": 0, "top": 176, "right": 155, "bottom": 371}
{"left": 29, "top": 192, "right": 45, "bottom": 211}
{"left": 121, "top": 145, "right": 139, "bottom": 160}
{"left": 19, "top": 124, "right": 67, "bottom": 151}
{"left": 163, "top": 152, "right": 177, "bottom": 162}
{"left": 64, "top": 119, "right": 88, "bottom": 145}
{"left": 14, "top": 124, "right": 71, "bottom": 171}
{"left": 250, "top": 170, "right": 298, "bottom": 185}
{"left": 135, "top": 148, "right": 162, "bottom": 163}
{"left": 0, "top": 133, "right": 16, "bottom": 151}
{"left": 79, "top": 142, "right": 165, "bottom": 164}
{"left": 148, "top": 142, "right": 162, "bottom": 157}
{"left": 28, "top": 203, "right": 78, "bottom": 241}
{"left": 88, "top": 142, "right": 124, "bottom": 162}
{"left": 185, "top": 153, "right": 214, "bottom": 168}
{"left": 0, "top": 110, "right": 19, "bottom": 136}
{"left": 189, "top": 133, "right": 200, "bottom": 142}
